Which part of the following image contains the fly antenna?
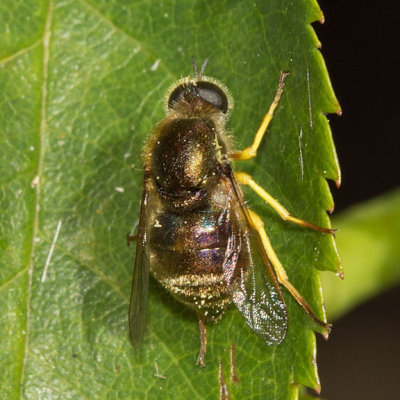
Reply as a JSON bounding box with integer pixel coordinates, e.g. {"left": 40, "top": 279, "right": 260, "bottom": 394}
{"left": 192, "top": 57, "right": 209, "bottom": 79}
{"left": 192, "top": 56, "right": 198, "bottom": 77}
{"left": 199, "top": 57, "right": 209, "bottom": 76}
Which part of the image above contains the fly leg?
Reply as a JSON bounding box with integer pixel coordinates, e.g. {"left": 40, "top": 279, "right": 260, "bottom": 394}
{"left": 196, "top": 313, "right": 207, "bottom": 367}
{"left": 230, "top": 71, "right": 289, "bottom": 161}
{"left": 126, "top": 233, "right": 138, "bottom": 247}
{"left": 234, "top": 172, "right": 335, "bottom": 234}
{"left": 246, "top": 208, "right": 331, "bottom": 337}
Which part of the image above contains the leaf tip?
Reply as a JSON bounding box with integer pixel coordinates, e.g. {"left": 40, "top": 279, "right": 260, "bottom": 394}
{"left": 314, "top": 384, "right": 322, "bottom": 395}
{"left": 337, "top": 269, "right": 345, "bottom": 280}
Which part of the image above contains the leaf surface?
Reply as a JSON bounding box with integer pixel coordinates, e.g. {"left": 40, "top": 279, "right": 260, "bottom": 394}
{"left": 0, "top": 0, "right": 340, "bottom": 398}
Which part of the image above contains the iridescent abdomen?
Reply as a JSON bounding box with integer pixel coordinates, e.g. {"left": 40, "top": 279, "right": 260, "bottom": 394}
{"left": 149, "top": 209, "right": 232, "bottom": 320}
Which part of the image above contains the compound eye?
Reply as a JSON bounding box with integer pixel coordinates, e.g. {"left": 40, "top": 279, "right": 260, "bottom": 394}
{"left": 168, "top": 84, "right": 187, "bottom": 109}
{"left": 197, "top": 81, "right": 229, "bottom": 114}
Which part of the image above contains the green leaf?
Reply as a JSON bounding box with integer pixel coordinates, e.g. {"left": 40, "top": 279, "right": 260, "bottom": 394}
{"left": 322, "top": 188, "right": 400, "bottom": 320}
{"left": 0, "top": 0, "right": 340, "bottom": 399}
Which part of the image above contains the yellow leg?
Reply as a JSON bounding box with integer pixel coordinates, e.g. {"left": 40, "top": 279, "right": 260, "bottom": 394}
{"left": 247, "top": 208, "right": 331, "bottom": 336}
{"left": 235, "top": 171, "right": 335, "bottom": 234}
{"left": 230, "top": 71, "right": 289, "bottom": 161}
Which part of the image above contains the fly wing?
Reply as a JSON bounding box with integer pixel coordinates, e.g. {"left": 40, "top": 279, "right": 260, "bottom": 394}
{"left": 129, "top": 173, "right": 152, "bottom": 347}
{"left": 222, "top": 167, "right": 288, "bottom": 345}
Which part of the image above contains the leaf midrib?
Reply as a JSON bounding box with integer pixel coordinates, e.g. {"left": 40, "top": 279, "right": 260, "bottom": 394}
{"left": 18, "top": 1, "right": 54, "bottom": 398}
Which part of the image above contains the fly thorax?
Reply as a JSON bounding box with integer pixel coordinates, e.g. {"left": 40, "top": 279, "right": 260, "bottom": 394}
{"left": 152, "top": 118, "right": 224, "bottom": 210}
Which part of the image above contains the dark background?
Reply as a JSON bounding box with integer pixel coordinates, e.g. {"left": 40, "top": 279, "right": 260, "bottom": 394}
{"left": 314, "top": 1, "right": 400, "bottom": 399}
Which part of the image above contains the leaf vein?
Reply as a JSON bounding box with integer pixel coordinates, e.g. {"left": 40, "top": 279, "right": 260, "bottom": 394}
{"left": 78, "top": 0, "right": 177, "bottom": 81}
{"left": 149, "top": 329, "right": 204, "bottom": 400}
{"left": 18, "top": 1, "right": 54, "bottom": 397}
{"left": 27, "top": 350, "right": 91, "bottom": 400}
{"left": 0, "top": 40, "right": 41, "bottom": 66}
{"left": 0, "top": 267, "right": 28, "bottom": 292}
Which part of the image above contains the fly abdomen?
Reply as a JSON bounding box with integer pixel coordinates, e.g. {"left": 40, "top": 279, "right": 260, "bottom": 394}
{"left": 149, "top": 210, "right": 232, "bottom": 318}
